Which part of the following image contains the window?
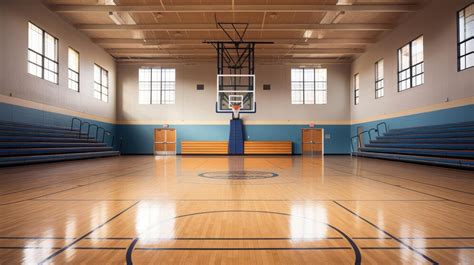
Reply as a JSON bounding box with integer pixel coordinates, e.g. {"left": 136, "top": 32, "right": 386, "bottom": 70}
{"left": 291, "top": 68, "right": 327, "bottom": 104}
{"left": 354, "top": 73, "right": 360, "bottom": 105}
{"left": 375, "top": 60, "right": 384, "bottom": 98}
{"left": 138, "top": 68, "right": 176, "bottom": 105}
{"left": 28, "top": 22, "right": 58, "bottom": 84}
{"left": 458, "top": 3, "right": 474, "bottom": 71}
{"left": 68, "top": 48, "right": 80, "bottom": 92}
{"left": 94, "top": 64, "right": 108, "bottom": 102}
{"left": 397, "top": 35, "right": 424, "bottom": 91}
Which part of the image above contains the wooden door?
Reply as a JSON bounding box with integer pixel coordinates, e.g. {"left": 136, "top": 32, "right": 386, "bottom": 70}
{"left": 301, "top": 128, "right": 324, "bottom": 156}
{"left": 154, "top": 129, "right": 176, "bottom": 155}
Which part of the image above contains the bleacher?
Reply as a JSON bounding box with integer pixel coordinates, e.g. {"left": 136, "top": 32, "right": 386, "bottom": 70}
{"left": 0, "top": 119, "right": 119, "bottom": 166}
{"left": 353, "top": 121, "right": 474, "bottom": 169}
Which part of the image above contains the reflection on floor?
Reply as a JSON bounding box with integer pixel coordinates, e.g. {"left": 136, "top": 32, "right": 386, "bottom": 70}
{"left": 0, "top": 155, "right": 473, "bottom": 264}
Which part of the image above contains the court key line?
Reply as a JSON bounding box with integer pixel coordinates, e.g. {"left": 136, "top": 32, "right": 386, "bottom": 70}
{"left": 125, "top": 209, "right": 362, "bottom": 265}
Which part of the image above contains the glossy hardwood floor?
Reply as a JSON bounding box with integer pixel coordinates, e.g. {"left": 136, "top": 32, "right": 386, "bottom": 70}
{"left": 0, "top": 155, "right": 473, "bottom": 265}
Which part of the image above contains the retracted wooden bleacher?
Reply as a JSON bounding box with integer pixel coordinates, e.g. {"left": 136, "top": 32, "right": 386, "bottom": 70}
{"left": 180, "top": 141, "right": 292, "bottom": 155}
{"left": 181, "top": 141, "right": 228, "bottom": 154}
{"left": 244, "top": 141, "right": 292, "bottom": 155}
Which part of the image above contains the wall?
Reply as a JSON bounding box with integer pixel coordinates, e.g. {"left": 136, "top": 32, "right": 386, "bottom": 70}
{"left": 350, "top": 0, "right": 474, "bottom": 138}
{"left": 117, "top": 63, "right": 350, "bottom": 123}
{"left": 0, "top": 0, "right": 117, "bottom": 126}
{"left": 116, "top": 62, "right": 352, "bottom": 154}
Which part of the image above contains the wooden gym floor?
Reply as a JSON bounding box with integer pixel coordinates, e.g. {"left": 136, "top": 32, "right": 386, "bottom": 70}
{"left": 0, "top": 155, "right": 473, "bottom": 264}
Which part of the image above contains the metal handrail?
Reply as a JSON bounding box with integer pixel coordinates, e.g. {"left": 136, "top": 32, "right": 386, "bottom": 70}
{"left": 351, "top": 122, "right": 389, "bottom": 153}
{"left": 71, "top": 117, "right": 82, "bottom": 131}
{"left": 104, "top": 130, "right": 114, "bottom": 147}
{"left": 350, "top": 135, "right": 360, "bottom": 153}
{"left": 97, "top": 127, "right": 106, "bottom": 142}
{"left": 376, "top": 122, "right": 388, "bottom": 136}
{"left": 80, "top": 122, "right": 91, "bottom": 139}
{"left": 368, "top": 128, "right": 378, "bottom": 141}
{"left": 358, "top": 130, "right": 370, "bottom": 147}
{"left": 88, "top": 124, "right": 99, "bottom": 141}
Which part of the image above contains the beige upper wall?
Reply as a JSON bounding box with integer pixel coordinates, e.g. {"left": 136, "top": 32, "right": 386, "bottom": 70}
{"left": 116, "top": 62, "right": 351, "bottom": 124}
{"left": 350, "top": 0, "right": 474, "bottom": 122}
{"left": 0, "top": 0, "right": 116, "bottom": 121}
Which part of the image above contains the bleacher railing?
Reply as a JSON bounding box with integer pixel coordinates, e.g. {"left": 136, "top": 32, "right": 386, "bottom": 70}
{"left": 351, "top": 122, "right": 389, "bottom": 154}
{"left": 70, "top": 117, "right": 115, "bottom": 148}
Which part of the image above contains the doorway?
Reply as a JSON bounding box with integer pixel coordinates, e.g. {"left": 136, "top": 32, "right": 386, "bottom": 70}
{"left": 154, "top": 128, "right": 176, "bottom": 155}
{"left": 301, "top": 128, "right": 324, "bottom": 156}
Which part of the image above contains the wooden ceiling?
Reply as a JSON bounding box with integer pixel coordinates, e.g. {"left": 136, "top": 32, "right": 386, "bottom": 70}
{"left": 45, "top": 0, "right": 428, "bottom": 64}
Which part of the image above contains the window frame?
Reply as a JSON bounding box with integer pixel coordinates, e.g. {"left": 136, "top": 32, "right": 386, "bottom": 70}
{"left": 68, "top": 47, "right": 80, "bottom": 92}
{"left": 290, "top": 68, "right": 327, "bottom": 105}
{"left": 457, "top": 3, "right": 474, "bottom": 71}
{"left": 138, "top": 67, "right": 176, "bottom": 105}
{"left": 94, "top": 64, "right": 108, "bottom": 103}
{"left": 27, "top": 21, "right": 59, "bottom": 84}
{"left": 374, "top": 59, "right": 384, "bottom": 99}
{"left": 353, "top": 73, "right": 360, "bottom": 105}
{"left": 397, "top": 35, "right": 424, "bottom": 92}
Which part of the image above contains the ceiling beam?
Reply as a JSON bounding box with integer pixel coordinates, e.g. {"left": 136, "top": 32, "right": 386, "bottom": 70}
{"left": 51, "top": 4, "right": 419, "bottom": 13}
{"left": 92, "top": 38, "right": 376, "bottom": 45}
{"left": 77, "top": 23, "right": 393, "bottom": 31}
{"left": 115, "top": 58, "right": 353, "bottom": 65}
{"left": 106, "top": 48, "right": 364, "bottom": 55}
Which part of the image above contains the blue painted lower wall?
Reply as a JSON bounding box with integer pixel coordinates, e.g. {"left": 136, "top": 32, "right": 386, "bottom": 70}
{"left": 2, "top": 101, "right": 473, "bottom": 156}
{"left": 351, "top": 104, "right": 474, "bottom": 146}
{"left": 117, "top": 124, "right": 351, "bottom": 155}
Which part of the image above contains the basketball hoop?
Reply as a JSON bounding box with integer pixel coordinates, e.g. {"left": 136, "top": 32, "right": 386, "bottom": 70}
{"left": 231, "top": 104, "right": 241, "bottom": 119}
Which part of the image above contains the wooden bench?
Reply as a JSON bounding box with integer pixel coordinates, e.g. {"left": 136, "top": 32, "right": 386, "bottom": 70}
{"left": 181, "top": 141, "right": 228, "bottom": 155}
{"left": 244, "top": 141, "right": 292, "bottom": 155}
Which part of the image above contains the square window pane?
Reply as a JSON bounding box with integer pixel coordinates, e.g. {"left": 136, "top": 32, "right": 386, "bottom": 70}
{"left": 304, "top": 91, "right": 315, "bottom": 104}
{"left": 303, "top": 68, "right": 314, "bottom": 82}
{"left": 315, "top": 68, "right": 327, "bottom": 82}
{"left": 315, "top": 91, "right": 327, "bottom": 104}
{"left": 292, "top": 91, "right": 303, "bottom": 104}
{"left": 291, "top": 69, "right": 303, "bottom": 82}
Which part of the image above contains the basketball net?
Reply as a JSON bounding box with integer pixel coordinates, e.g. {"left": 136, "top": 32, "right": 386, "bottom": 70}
{"left": 231, "top": 104, "right": 241, "bottom": 119}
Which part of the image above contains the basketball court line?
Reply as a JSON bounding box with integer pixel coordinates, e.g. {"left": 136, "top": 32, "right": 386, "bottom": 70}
{"left": 38, "top": 201, "right": 140, "bottom": 264}
{"left": 0, "top": 160, "right": 151, "bottom": 197}
{"left": 333, "top": 201, "right": 439, "bottom": 265}
{"left": 326, "top": 159, "right": 474, "bottom": 195}
{"left": 323, "top": 164, "right": 474, "bottom": 207}
{"left": 0, "top": 165, "right": 152, "bottom": 206}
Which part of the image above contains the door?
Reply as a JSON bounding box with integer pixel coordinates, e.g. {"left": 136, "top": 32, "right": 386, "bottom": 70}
{"left": 301, "top": 128, "right": 324, "bottom": 156}
{"left": 154, "top": 129, "right": 176, "bottom": 155}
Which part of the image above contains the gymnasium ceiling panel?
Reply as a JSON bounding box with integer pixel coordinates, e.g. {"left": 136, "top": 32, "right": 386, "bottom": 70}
{"left": 45, "top": 0, "right": 429, "bottom": 63}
